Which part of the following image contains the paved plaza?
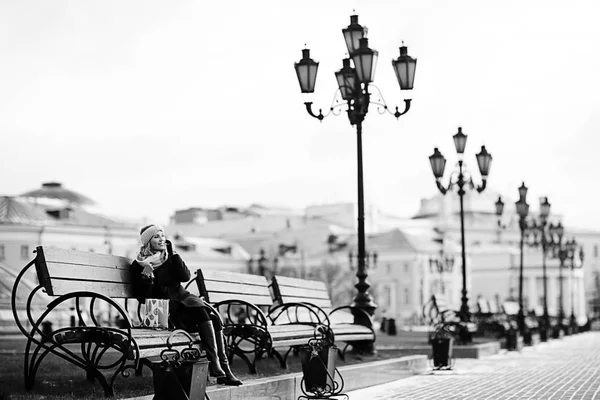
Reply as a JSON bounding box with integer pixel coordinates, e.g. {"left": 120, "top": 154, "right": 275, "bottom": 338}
{"left": 347, "top": 332, "right": 600, "bottom": 400}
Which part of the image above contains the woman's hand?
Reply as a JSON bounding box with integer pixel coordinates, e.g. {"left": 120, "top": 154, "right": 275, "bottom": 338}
{"left": 166, "top": 239, "right": 175, "bottom": 256}
{"left": 142, "top": 265, "right": 154, "bottom": 279}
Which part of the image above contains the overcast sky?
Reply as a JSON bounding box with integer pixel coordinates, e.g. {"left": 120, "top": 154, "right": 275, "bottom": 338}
{"left": 1, "top": 0, "right": 599, "bottom": 230}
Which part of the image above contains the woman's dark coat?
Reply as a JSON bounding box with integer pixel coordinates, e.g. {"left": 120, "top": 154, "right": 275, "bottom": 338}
{"left": 131, "top": 254, "right": 206, "bottom": 327}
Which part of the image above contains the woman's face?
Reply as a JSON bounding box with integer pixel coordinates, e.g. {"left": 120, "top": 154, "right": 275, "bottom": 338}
{"left": 149, "top": 230, "right": 166, "bottom": 252}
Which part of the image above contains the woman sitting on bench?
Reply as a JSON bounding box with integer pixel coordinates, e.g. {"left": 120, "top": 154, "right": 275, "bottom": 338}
{"left": 130, "top": 224, "right": 242, "bottom": 386}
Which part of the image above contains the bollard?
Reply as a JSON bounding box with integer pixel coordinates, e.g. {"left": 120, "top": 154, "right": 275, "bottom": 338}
{"left": 41, "top": 321, "right": 53, "bottom": 342}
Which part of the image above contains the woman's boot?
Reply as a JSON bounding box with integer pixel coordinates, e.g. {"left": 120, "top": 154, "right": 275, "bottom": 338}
{"left": 198, "top": 321, "right": 226, "bottom": 378}
{"left": 215, "top": 330, "right": 243, "bottom": 386}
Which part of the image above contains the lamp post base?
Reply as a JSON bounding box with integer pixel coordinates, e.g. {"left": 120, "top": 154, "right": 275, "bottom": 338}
{"left": 539, "top": 328, "right": 548, "bottom": 342}
{"left": 350, "top": 305, "right": 376, "bottom": 355}
{"left": 570, "top": 314, "right": 578, "bottom": 334}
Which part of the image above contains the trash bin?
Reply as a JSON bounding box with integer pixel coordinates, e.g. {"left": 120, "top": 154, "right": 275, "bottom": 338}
{"left": 299, "top": 344, "right": 337, "bottom": 393}
{"left": 430, "top": 324, "right": 454, "bottom": 370}
{"left": 387, "top": 318, "right": 397, "bottom": 336}
{"left": 151, "top": 330, "right": 209, "bottom": 400}
{"left": 506, "top": 327, "right": 518, "bottom": 351}
{"left": 298, "top": 325, "right": 345, "bottom": 399}
{"left": 380, "top": 317, "right": 388, "bottom": 333}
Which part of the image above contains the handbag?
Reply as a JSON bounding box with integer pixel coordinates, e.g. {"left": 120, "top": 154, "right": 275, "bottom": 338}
{"left": 141, "top": 299, "right": 170, "bottom": 329}
{"left": 152, "top": 330, "right": 210, "bottom": 400}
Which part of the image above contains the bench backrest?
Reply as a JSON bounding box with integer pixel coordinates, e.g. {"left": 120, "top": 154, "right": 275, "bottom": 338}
{"left": 194, "top": 269, "right": 273, "bottom": 309}
{"left": 35, "top": 246, "right": 135, "bottom": 298}
{"left": 488, "top": 300, "right": 501, "bottom": 314}
{"left": 477, "top": 298, "right": 491, "bottom": 314}
{"left": 502, "top": 301, "right": 519, "bottom": 316}
{"left": 269, "top": 275, "right": 332, "bottom": 310}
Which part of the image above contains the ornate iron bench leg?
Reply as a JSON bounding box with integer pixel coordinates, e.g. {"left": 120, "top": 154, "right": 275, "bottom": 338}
{"left": 270, "top": 347, "right": 292, "bottom": 369}
{"left": 135, "top": 358, "right": 152, "bottom": 376}
{"left": 231, "top": 344, "right": 257, "bottom": 374}
{"left": 338, "top": 343, "right": 351, "bottom": 361}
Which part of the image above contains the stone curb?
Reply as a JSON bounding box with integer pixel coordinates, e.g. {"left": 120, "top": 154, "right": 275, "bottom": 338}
{"left": 377, "top": 340, "right": 502, "bottom": 359}
{"left": 125, "top": 354, "right": 428, "bottom": 400}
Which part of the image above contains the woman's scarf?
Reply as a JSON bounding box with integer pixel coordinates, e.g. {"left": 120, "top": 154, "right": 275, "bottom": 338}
{"left": 136, "top": 243, "right": 168, "bottom": 276}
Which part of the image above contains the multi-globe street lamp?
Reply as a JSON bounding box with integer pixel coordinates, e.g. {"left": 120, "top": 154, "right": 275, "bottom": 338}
{"left": 428, "top": 128, "right": 493, "bottom": 322}
{"left": 511, "top": 185, "right": 567, "bottom": 342}
{"left": 294, "top": 14, "right": 417, "bottom": 343}
{"left": 429, "top": 243, "right": 455, "bottom": 295}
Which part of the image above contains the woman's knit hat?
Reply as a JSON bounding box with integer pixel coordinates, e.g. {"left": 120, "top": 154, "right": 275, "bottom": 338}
{"left": 140, "top": 224, "right": 165, "bottom": 246}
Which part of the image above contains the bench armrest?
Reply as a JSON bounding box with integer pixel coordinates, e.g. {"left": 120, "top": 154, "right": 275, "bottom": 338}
{"left": 330, "top": 305, "right": 374, "bottom": 327}
{"left": 268, "top": 302, "right": 331, "bottom": 326}
{"left": 212, "top": 299, "right": 269, "bottom": 327}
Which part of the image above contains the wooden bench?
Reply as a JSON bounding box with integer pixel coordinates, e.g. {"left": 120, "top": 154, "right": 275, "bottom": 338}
{"left": 185, "top": 269, "right": 326, "bottom": 374}
{"left": 268, "top": 275, "right": 375, "bottom": 357}
{"left": 422, "top": 295, "right": 477, "bottom": 343}
{"left": 472, "top": 297, "right": 513, "bottom": 338}
{"left": 11, "top": 246, "right": 203, "bottom": 397}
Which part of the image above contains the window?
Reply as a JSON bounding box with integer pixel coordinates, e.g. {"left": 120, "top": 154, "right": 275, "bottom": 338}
{"left": 594, "top": 245, "right": 599, "bottom": 258}
{"left": 0, "top": 245, "right": 4, "bottom": 260}
{"left": 21, "top": 245, "right": 29, "bottom": 259}
{"left": 404, "top": 288, "right": 410, "bottom": 305}
{"left": 403, "top": 263, "right": 409, "bottom": 273}
{"left": 383, "top": 286, "right": 391, "bottom": 309}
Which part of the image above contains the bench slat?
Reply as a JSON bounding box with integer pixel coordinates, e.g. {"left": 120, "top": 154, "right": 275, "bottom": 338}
{"left": 208, "top": 292, "right": 273, "bottom": 307}
{"left": 279, "top": 297, "right": 333, "bottom": 309}
{"left": 201, "top": 269, "right": 268, "bottom": 286}
{"left": 273, "top": 285, "right": 331, "bottom": 301}
{"left": 49, "top": 279, "right": 135, "bottom": 298}
{"left": 202, "top": 279, "right": 271, "bottom": 298}
{"left": 45, "top": 262, "right": 133, "bottom": 284}
{"left": 273, "top": 276, "right": 328, "bottom": 292}
{"left": 42, "top": 248, "right": 132, "bottom": 269}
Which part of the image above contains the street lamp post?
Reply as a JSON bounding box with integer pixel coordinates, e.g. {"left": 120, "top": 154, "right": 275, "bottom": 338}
{"left": 428, "top": 128, "right": 493, "bottom": 323}
{"left": 566, "top": 238, "right": 585, "bottom": 332}
{"left": 295, "top": 15, "right": 417, "bottom": 343}
{"left": 515, "top": 183, "right": 530, "bottom": 339}
{"left": 523, "top": 196, "right": 563, "bottom": 342}
{"left": 551, "top": 225, "right": 567, "bottom": 338}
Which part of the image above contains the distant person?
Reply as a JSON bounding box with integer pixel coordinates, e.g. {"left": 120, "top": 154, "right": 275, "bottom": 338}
{"left": 130, "top": 224, "right": 242, "bottom": 386}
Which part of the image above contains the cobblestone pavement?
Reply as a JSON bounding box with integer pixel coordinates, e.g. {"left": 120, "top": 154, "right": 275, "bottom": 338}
{"left": 347, "top": 332, "right": 600, "bottom": 400}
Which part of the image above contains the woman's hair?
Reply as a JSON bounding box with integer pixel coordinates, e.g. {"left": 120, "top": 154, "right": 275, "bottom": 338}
{"left": 138, "top": 242, "right": 154, "bottom": 258}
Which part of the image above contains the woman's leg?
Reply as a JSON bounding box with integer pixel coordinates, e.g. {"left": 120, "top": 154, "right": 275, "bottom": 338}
{"left": 175, "top": 307, "right": 226, "bottom": 378}
{"left": 209, "top": 313, "right": 243, "bottom": 386}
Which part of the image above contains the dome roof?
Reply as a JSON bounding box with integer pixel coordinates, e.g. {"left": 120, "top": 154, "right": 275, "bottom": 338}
{"left": 20, "top": 182, "right": 95, "bottom": 205}
{"left": 0, "top": 196, "right": 53, "bottom": 225}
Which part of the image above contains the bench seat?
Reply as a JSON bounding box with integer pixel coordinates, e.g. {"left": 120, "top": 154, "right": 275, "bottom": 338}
{"left": 52, "top": 328, "right": 202, "bottom": 359}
